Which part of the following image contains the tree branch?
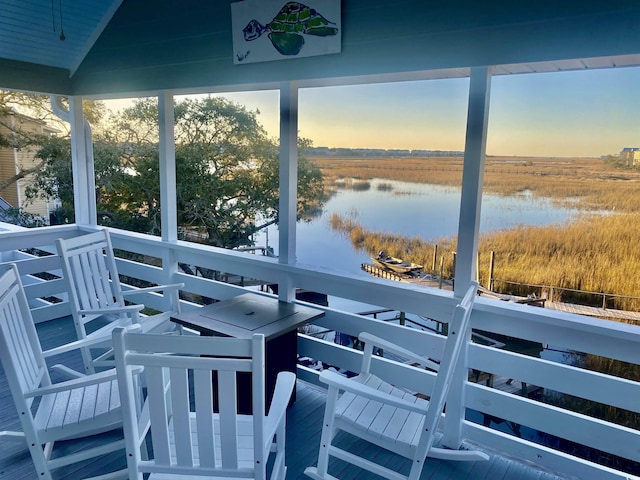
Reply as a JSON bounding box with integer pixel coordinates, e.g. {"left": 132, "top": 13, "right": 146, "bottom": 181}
{"left": 0, "top": 160, "right": 45, "bottom": 192}
{"left": 255, "top": 217, "right": 278, "bottom": 231}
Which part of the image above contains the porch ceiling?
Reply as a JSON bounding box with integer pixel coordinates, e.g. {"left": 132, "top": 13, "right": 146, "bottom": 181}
{"left": 0, "top": 0, "right": 122, "bottom": 75}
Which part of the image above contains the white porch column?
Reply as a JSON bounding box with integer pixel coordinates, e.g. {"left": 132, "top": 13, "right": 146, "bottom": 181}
{"left": 69, "top": 96, "right": 96, "bottom": 226}
{"left": 278, "top": 81, "right": 299, "bottom": 302}
{"left": 158, "top": 92, "right": 179, "bottom": 297}
{"left": 443, "top": 66, "right": 492, "bottom": 451}
{"left": 454, "top": 66, "right": 491, "bottom": 295}
{"left": 158, "top": 91, "right": 177, "bottom": 242}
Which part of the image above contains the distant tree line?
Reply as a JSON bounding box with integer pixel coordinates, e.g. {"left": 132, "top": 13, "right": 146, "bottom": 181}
{"left": 305, "top": 146, "right": 464, "bottom": 158}
{"left": 603, "top": 153, "right": 640, "bottom": 170}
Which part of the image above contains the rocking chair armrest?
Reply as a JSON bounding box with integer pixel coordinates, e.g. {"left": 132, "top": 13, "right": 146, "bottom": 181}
{"left": 25, "top": 368, "right": 117, "bottom": 398}
{"left": 42, "top": 335, "right": 113, "bottom": 358}
{"left": 50, "top": 364, "right": 86, "bottom": 379}
{"left": 319, "top": 370, "right": 428, "bottom": 414}
{"left": 121, "top": 283, "right": 184, "bottom": 297}
{"left": 358, "top": 332, "right": 441, "bottom": 371}
{"left": 78, "top": 304, "right": 145, "bottom": 316}
{"left": 264, "top": 371, "right": 296, "bottom": 442}
{"left": 42, "top": 324, "right": 143, "bottom": 358}
{"left": 24, "top": 364, "right": 144, "bottom": 399}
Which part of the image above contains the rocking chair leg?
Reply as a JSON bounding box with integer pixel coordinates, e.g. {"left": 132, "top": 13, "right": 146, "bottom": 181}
{"left": 30, "top": 440, "right": 54, "bottom": 480}
{"left": 305, "top": 385, "right": 340, "bottom": 479}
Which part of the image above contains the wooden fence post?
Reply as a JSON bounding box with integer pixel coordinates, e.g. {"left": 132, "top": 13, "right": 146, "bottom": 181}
{"left": 432, "top": 244, "right": 438, "bottom": 273}
{"left": 452, "top": 252, "right": 456, "bottom": 290}
{"left": 488, "top": 251, "right": 495, "bottom": 291}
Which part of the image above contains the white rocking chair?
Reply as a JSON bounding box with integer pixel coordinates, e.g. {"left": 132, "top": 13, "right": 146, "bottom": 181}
{"left": 56, "top": 229, "right": 184, "bottom": 374}
{"left": 112, "top": 327, "right": 295, "bottom": 480}
{"left": 305, "top": 281, "right": 489, "bottom": 480}
{"left": 0, "top": 264, "right": 132, "bottom": 480}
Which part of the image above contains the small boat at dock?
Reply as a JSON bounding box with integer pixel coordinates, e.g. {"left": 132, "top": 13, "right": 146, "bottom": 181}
{"left": 372, "top": 251, "right": 423, "bottom": 274}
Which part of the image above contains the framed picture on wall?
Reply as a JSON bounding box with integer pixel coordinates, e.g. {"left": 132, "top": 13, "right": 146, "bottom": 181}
{"left": 231, "top": 0, "right": 341, "bottom": 64}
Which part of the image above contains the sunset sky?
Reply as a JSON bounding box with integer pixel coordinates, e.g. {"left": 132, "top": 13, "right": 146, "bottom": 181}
{"left": 109, "top": 65, "right": 640, "bottom": 158}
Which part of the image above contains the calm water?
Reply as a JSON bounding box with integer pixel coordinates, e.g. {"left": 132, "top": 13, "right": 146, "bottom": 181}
{"left": 255, "top": 178, "right": 587, "bottom": 279}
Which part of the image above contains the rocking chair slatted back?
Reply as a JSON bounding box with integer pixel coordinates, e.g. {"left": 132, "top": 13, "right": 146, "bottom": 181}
{"left": 0, "top": 266, "right": 49, "bottom": 408}
{"left": 113, "top": 328, "right": 294, "bottom": 480}
{"left": 57, "top": 230, "right": 131, "bottom": 327}
{"left": 57, "top": 229, "right": 183, "bottom": 374}
{"left": 67, "top": 234, "right": 121, "bottom": 312}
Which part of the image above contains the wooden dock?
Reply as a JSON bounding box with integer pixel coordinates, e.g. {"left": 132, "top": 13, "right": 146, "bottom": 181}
{"left": 545, "top": 301, "right": 640, "bottom": 323}
{"left": 361, "top": 263, "right": 453, "bottom": 290}
{"left": 471, "top": 370, "right": 543, "bottom": 398}
{"left": 365, "top": 264, "right": 640, "bottom": 324}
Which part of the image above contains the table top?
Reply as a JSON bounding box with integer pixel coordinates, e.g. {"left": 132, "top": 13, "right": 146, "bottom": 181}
{"left": 170, "top": 292, "right": 325, "bottom": 340}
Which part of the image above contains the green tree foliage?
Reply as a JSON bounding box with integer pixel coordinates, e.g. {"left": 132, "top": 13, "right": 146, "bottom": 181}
{"left": 0, "top": 207, "right": 48, "bottom": 227}
{"left": 602, "top": 154, "right": 629, "bottom": 169}
{"left": 23, "top": 94, "right": 325, "bottom": 248}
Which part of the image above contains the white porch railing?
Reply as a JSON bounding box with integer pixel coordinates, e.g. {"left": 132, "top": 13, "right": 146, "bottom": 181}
{"left": 1, "top": 224, "right": 639, "bottom": 480}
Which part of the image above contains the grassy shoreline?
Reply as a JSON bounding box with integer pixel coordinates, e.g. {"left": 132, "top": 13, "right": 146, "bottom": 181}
{"left": 315, "top": 156, "right": 640, "bottom": 311}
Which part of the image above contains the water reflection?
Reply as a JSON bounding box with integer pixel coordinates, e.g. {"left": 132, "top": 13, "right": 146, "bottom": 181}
{"left": 255, "top": 178, "right": 588, "bottom": 275}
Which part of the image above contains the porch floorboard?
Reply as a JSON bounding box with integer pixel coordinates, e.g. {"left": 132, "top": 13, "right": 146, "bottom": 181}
{"left": 0, "top": 316, "right": 567, "bottom": 480}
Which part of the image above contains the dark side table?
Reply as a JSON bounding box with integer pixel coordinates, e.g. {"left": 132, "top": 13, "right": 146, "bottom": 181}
{"left": 170, "top": 292, "right": 325, "bottom": 413}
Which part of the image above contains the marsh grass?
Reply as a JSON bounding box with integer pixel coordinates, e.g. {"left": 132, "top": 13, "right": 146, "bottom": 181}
{"left": 315, "top": 156, "right": 640, "bottom": 213}
{"left": 330, "top": 176, "right": 371, "bottom": 191}
{"left": 480, "top": 214, "right": 640, "bottom": 311}
{"left": 320, "top": 155, "right": 640, "bottom": 311}
{"left": 351, "top": 180, "right": 371, "bottom": 191}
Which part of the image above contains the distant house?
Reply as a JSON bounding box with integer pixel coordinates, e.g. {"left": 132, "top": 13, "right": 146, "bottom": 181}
{"left": 0, "top": 108, "right": 59, "bottom": 221}
{"left": 620, "top": 147, "right": 640, "bottom": 166}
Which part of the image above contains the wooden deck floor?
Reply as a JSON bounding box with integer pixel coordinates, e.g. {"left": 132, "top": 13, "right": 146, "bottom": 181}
{"left": 0, "top": 316, "right": 569, "bottom": 480}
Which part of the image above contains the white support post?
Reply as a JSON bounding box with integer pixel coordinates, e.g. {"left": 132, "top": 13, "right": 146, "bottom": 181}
{"left": 158, "top": 92, "right": 179, "bottom": 300}
{"left": 69, "top": 96, "right": 96, "bottom": 226}
{"left": 277, "top": 81, "right": 299, "bottom": 303}
{"left": 158, "top": 91, "right": 177, "bottom": 242}
{"left": 454, "top": 66, "right": 491, "bottom": 296}
{"left": 443, "top": 66, "right": 492, "bottom": 451}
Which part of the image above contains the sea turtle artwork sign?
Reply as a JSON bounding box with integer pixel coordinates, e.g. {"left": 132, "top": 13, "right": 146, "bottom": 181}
{"left": 231, "top": 0, "right": 341, "bottom": 64}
